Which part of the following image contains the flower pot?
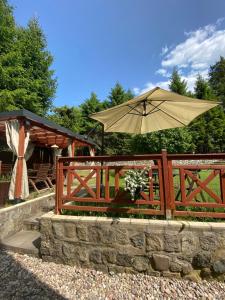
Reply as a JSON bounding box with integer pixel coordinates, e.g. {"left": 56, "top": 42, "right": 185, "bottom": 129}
{"left": 0, "top": 181, "right": 10, "bottom": 207}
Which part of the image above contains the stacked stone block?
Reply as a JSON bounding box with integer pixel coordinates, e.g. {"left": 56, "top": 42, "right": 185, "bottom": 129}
{"left": 40, "top": 213, "right": 225, "bottom": 281}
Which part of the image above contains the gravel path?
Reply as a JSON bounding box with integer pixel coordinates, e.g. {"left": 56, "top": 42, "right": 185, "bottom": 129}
{"left": 1, "top": 250, "right": 225, "bottom": 300}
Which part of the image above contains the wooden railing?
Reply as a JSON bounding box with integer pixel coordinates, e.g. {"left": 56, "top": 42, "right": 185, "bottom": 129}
{"left": 55, "top": 150, "right": 225, "bottom": 219}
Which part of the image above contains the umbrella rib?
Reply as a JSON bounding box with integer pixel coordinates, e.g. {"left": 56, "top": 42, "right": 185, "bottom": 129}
{"left": 126, "top": 104, "right": 142, "bottom": 115}
{"left": 105, "top": 102, "right": 141, "bottom": 131}
{"left": 149, "top": 102, "right": 187, "bottom": 126}
{"left": 145, "top": 101, "right": 165, "bottom": 115}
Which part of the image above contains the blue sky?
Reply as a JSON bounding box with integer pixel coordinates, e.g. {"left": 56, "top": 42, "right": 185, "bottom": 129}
{"left": 10, "top": 0, "right": 225, "bottom": 107}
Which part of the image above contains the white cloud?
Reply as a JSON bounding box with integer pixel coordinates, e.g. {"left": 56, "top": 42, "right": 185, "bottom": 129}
{"left": 155, "top": 68, "right": 170, "bottom": 77}
{"left": 161, "top": 23, "right": 225, "bottom": 70}
{"left": 139, "top": 80, "right": 170, "bottom": 94}
{"left": 134, "top": 19, "right": 225, "bottom": 94}
{"left": 133, "top": 87, "right": 140, "bottom": 95}
{"left": 161, "top": 45, "right": 169, "bottom": 55}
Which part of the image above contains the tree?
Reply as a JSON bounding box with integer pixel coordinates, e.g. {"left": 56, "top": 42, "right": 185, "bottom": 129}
{"left": 209, "top": 56, "right": 225, "bottom": 108}
{"left": 103, "top": 83, "right": 134, "bottom": 155}
{"left": 0, "top": 1, "right": 56, "bottom": 115}
{"left": 49, "top": 106, "right": 83, "bottom": 133}
{"left": 0, "top": 0, "right": 22, "bottom": 111}
{"left": 169, "top": 68, "right": 187, "bottom": 95}
{"left": 130, "top": 128, "right": 194, "bottom": 154}
{"left": 194, "top": 74, "right": 214, "bottom": 100}
{"left": 16, "top": 18, "right": 56, "bottom": 115}
{"left": 73, "top": 92, "right": 104, "bottom": 151}
{"left": 107, "top": 82, "right": 132, "bottom": 108}
{"left": 189, "top": 74, "right": 225, "bottom": 152}
{"left": 79, "top": 92, "right": 103, "bottom": 134}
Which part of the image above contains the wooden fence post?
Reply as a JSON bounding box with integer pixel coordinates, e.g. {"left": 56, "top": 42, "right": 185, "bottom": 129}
{"left": 55, "top": 156, "right": 61, "bottom": 214}
{"left": 161, "top": 149, "right": 172, "bottom": 219}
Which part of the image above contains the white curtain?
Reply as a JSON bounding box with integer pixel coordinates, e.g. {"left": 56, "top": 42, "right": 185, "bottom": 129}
{"left": 64, "top": 142, "right": 73, "bottom": 186}
{"left": 52, "top": 147, "right": 62, "bottom": 166}
{"left": 89, "top": 146, "right": 95, "bottom": 166}
{"left": 68, "top": 143, "right": 72, "bottom": 157}
{"left": 5, "top": 120, "right": 33, "bottom": 200}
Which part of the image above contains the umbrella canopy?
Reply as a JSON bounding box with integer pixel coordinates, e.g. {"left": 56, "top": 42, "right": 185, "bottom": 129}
{"left": 90, "top": 87, "right": 220, "bottom": 134}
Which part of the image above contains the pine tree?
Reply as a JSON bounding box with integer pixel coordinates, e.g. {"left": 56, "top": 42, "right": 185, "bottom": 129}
{"left": 102, "top": 83, "right": 134, "bottom": 154}
{"left": 107, "top": 82, "right": 129, "bottom": 107}
{"left": 0, "top": 1, "right": 56, "bottom": 115}
{"left": 194, "top": 74, "right": 214, "bottom": 100}
{"left": 209, "top": 56, "right": 225, "bottom": 108}
{"left": 16, "top": 18, "right": 57, "bottom": 115}
{"left": 189, "top": 74, "right": 225, "bottom": 152}
{"left": 49, "top": 106, "right": 83, "bottom": 133}
{"left": 169, "top": 68, "right": 187, "bottom": 95}
{"left": 0, "top": 0, "right": 22, "bottom": 111}
{"left": 79, "top": 92, "right": 103, "bottom": 148}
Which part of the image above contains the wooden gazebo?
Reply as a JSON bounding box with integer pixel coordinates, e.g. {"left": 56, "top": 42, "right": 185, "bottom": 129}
{"left": 0, "top": 109, "right": 96, "bottom": 200}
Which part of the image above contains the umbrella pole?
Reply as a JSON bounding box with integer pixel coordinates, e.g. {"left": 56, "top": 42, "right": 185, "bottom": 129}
{"left": 100, "top": 124, "right": 104, "bottom": 194}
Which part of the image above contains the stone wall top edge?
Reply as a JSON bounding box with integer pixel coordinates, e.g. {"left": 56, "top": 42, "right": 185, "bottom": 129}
{"left": 41, "top": 214, "right": 225, "bottom": 231}
{"left": 0, "top": 192, "right": 54, "bottom": 214}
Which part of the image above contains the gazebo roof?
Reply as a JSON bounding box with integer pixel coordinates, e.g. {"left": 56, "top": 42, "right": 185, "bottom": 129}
{"left": 0, "top": 109, "right": 95, "bottom": 148}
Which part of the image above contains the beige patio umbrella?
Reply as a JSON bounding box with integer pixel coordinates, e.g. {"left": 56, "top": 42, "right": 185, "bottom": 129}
{"left": 90, "top": 87, "right": 220, "bottom": 134}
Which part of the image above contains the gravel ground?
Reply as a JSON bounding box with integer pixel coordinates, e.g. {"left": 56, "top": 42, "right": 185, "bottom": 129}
{"left": 1, "top": 250, "right": 225, "bottom": 300}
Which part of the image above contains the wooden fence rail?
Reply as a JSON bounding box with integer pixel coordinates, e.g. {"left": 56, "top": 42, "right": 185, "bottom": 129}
{"left": 55, "top": 150, "right": 225, "bottom": 219}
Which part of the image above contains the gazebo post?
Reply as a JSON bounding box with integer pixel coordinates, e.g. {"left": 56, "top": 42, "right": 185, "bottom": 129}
{"left": 14, "top": 118, "right": 26, "bottom": 201}
{"left": 71, "top": 140, "right": 76, "bottom": 157}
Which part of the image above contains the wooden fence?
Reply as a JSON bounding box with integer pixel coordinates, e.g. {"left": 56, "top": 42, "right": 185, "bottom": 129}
{"left": 55, "top": 150, "right": 225, "bottom": 219}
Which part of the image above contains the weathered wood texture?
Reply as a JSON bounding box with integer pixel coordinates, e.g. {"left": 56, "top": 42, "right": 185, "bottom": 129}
{"left": 55, "top": 151, "right": 225, "bottom": 219}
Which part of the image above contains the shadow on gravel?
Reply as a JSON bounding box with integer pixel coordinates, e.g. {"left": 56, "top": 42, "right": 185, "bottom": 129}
{"left": 0, "top": 250, "right": 66, "bottom": 299}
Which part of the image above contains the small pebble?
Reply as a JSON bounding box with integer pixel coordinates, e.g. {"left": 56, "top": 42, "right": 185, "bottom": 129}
{"left": 0, "top": 250, "right": 225, "bottom": 299}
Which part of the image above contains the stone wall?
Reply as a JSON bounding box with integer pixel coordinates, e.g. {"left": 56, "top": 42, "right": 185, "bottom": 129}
{"left": 0, "top": 193, "right": 54, "bottom": 241}
{"left": 40, "top": 213, "right": 225, "bottom": 281}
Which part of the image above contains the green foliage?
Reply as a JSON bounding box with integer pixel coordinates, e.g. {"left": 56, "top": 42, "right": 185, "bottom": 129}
{"left": 103, "top": 83, "right": 134, "bottom": 155}
{"left": 189, "top": 73, "right": 225, "bottom": 153}
{"left": 106, "top": 82, "right": 133, "bottom": 108}
{"left": 0, "top": 0, "right": 224, "bottom": 155}
{"left": 130, "top": 128, "right": 194, "bottom": 154}
{"left": 124, "top": 167, "right": 150, "bottom": 200}
{"left": 0, "top": 0, "right": 15, "bottom": 55}
{"left": 209, "top": 56, "right": 225, "bottom": 107}
{"left": 190, "top": 107, "right": 225, "bottom": 153}
{"left": 16, "top": 19, "right": 57, "bottom": 115}
{"left": 0, "top": 0, "right": 56, "bottom": 115}
{"left": 194, "top": 74, "right": 214, "bottom": 100}
{"left": 49, "top": 105, "right": 83, "bottom": 133}
{"left": 169, "top": 68, "right": 187, "bottom": 95}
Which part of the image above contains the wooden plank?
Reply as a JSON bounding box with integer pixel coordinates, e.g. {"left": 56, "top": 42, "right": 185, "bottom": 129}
{"left": 180, "top": 167, "right": 186, "bottom": 203}
{"left": 71, "top": 170, "right": 96, "bottom": 196}
{"left": 115, "top": 167, "right": 120, "bottom": 194}
{"left": 105, "top": 166, "right": 110, "bottom": 201}
{"left": 157, "top": 160, "right": 164, "bottom": 211}
{"left": 220, "top": 169, "right": 225, "bottom": 203}
{"left": 73, "top": 171, "right": 96, "bottom": 198}
{"left": 174, "top": 210, "right": 225, "bottom": 219}
{"left": 161, "top": 149, "right": 170, "bottom": 216}
{"left": 174, "top": 201, "right": 225, "bottom": 208}
{"left": 66, "top": 170, "right": 72, "bottom": 196}
{"left": 61, "top": 204, "right": 164, "bottom": 215}
{"left": 185, "top": 169, "right": 221, "bottom": 203}
{"left": 55, "top": 158, "right": 60, "bottom": 214}
{"left": 62, "top": 196, "right": 161, "bottom": 205}
{"left": 168, "top": 159, "right": 175, "bottom": 209}
{"left": 56, "top": 160, "right": 64, "bottom": 214}
{"left": 96, "top": 168, "right": 101, "bottom": 200}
